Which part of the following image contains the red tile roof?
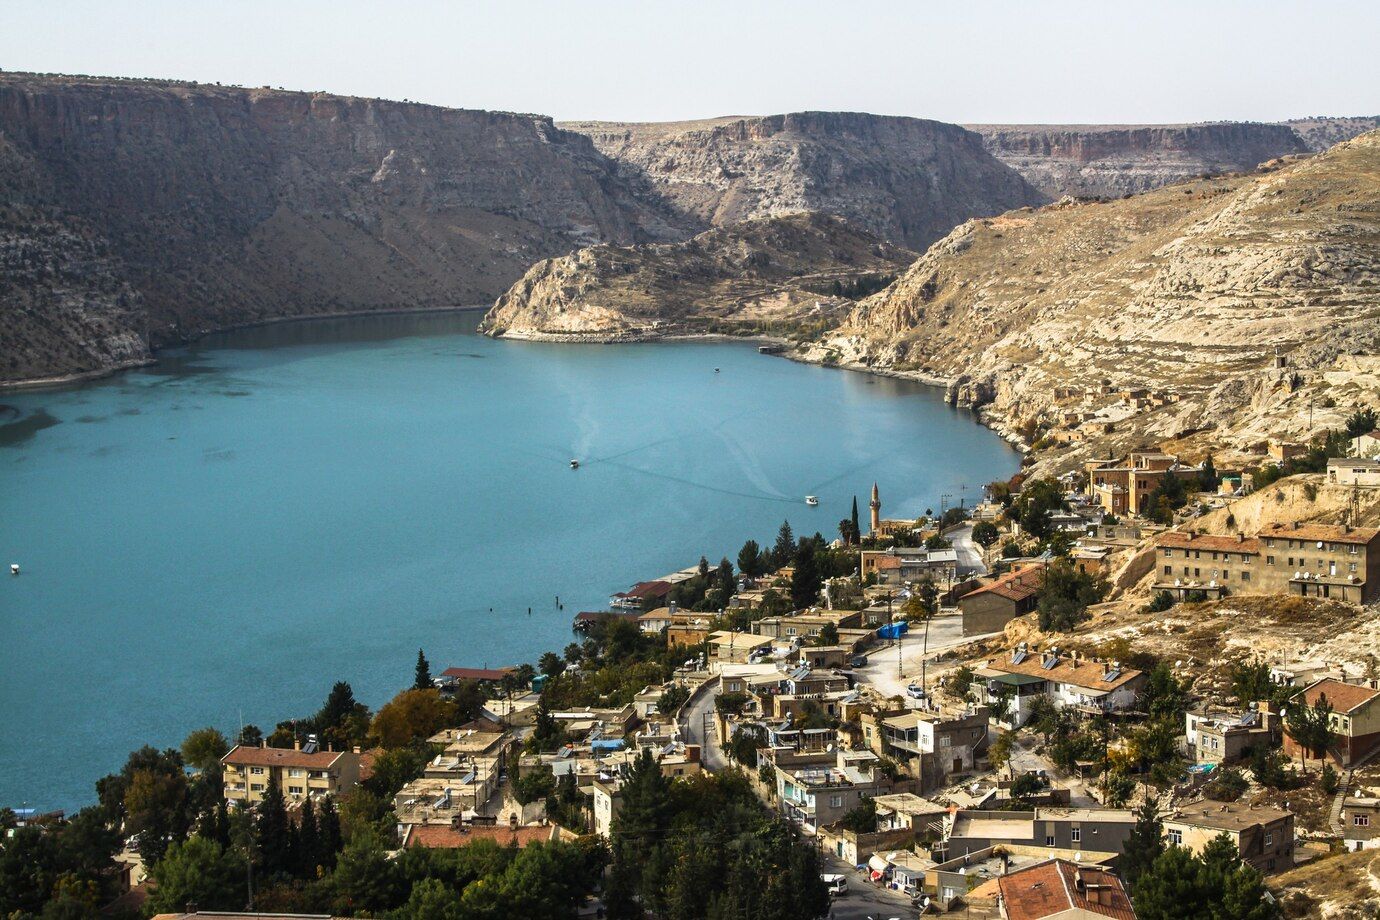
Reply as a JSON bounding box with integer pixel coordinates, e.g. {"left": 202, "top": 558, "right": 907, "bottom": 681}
{"left": 1302, "top": 677, "right": 1380, "bottom": 714}
{"left": 222, "top": 744, "right": 345, "bottom": 769}
{"left": 962, "top": 564, "right": 1044, "bottom": 604}
{"left": 998, "top": 859, "right": 1136, "bottom": 920}
{"left": 1155, "top": 531, "right": 1261, "bottom": 553}
{"left": 615, "top": 580, "right": 673, "bottom": 599}
{"left": 1259, "top": 522, "right": 1380, "bottom": 546}
{"left": 441, "top": 666, "right": 515, "bottom": 682}
{"left": 402, "top": 823, "right": 560, "bottom": 848}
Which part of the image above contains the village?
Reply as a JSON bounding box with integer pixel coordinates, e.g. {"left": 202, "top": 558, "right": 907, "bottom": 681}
{"left": 10, "top": 418, "right": 1380, "bottom": 920}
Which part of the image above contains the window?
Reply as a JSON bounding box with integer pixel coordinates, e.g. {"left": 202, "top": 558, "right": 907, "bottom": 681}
{"left": 1264, "top": 831, "right": 1273, "bottom": 846}
{"left": 1267, "top": 556, "right": 1275, "bottom": 565}
{"left": 289, "top": 785, "right": 304, "bottom": 796}
{"left": 1242, "top": 555, "right": 1251, "bottom": 565}
{"left": 1242, "top": 572, "right": 1250, "bottom": 583}
{"left": 1164, "top": 565, "right": 1172, "bottom": 575}
{"left": 1071, "top": 827, "right": 1081, "bottom": 843}
{"left": 1045, "top": 835, "right": 1055, "bottom": 846}
{"left": 250, "top": 767, "right": 264, "bottom": 775}
{"left": 1168, "top": 829, "right": 1183, "bottom": 846}
{"left": 289, "top": 768, "right": 305, "bottom": 777}
{"left": 829, "top": 795, "right": 844, "bottom": 808}
{"left": 1356, "top": 814, "right": 1371, "bottom": 827}
{"left": 250, "top": 783, "right": 265, "bottom": 792}
{"left": 939, "top": 736, "right": 951, "bottom": 747}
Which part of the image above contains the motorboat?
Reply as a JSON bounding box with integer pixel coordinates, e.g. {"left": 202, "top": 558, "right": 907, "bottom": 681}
{"left": 569, "top": 459, "right": 580, "bottom": 469}
{"left": 805, "top": 495, "right": 819, "bottom": 506}
{"left": 9, "top": 563, "right": 18, "bottom": 576}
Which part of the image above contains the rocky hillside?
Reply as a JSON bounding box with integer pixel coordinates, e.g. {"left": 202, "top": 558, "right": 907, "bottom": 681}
{"left": 964, "top": 122, "right": 1312, "bottom": 197}
{"left": 481, "top": 212, "right": 914, "bottom": 340}
{"left": 0, "top": 73, "right": 688, "bottom": 384}
{"left": 1283, "top": 115, "right": 1380, "bottom": 153}
{"left": 808, "top": 130, "right": 1380, "bottom": 469}
{"left": 561, "top": 112, "right": 1046, "bottom": 251}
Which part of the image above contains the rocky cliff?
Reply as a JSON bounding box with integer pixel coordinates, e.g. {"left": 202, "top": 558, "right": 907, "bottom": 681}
{"left": 561, "top": 113, "right": 1046, "bottom": 251}
{"left": 964, "top": 122, "right": 1312, "bottom": 198}
{"left": 807, "top": 131, "right": 1380, "bottom": 469}
{"left": 481, "top": 212, "right": 914, "bottom": 340}
{"left": 0, "top": 73, "right": 688, "bottom": 383}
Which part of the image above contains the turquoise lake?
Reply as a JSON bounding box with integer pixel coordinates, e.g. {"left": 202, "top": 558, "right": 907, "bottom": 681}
{"left": 0, "top": 310, "right": 1019, "bottom": 810}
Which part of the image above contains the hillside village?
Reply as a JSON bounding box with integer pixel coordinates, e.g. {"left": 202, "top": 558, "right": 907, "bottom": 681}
{"left": 10, "top": 415, "right": 1380, "bottom": 919}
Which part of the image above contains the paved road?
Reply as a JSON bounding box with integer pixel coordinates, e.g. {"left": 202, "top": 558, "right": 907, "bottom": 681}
{"left": 821, "top": 855, "right": 919, "bottom": 920}
{"left": 947, "top": 523, "right": 987, "bottom": 576}
{"left": 681, "top": 677, "right": 728, "bottom": 771}
{"left": 853, "top": 610, "right": 996, "bottom": 700}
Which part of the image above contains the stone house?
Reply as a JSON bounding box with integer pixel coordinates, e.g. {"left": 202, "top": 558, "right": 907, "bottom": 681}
{"left": 1162, "top": 801, "right": 1294, "bottom": 873}
{"left": 1184, "top": 703, "right": 1281, "bottom": 765}
{"left": 972, "top": 647, "right": 1145, "bottom": 729}
{"left": 938, "top": 807, "right": 1135, "bottom": 861}
{"left": 1340, "top": 794, "right": 1380, "bottom": 851}
{"left": 860, "top": 708, "right": 990, "bottom": 793}
{"left": 959, "top": 564, "right": 1044, "bottom": 636}
{"left": 1282, "top": 677, "right": 1380, "bottom": 768}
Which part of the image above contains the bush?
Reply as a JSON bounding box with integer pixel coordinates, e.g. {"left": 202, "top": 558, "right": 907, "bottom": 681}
{"left": 1321, "top": 762, "right": 1339, "bottom": 795}
{"left": 1148, "top": 590, "right": 1175, "bottom": 613}
{"left": 1203, "top": 768, "right": 1247, "bottom": 802}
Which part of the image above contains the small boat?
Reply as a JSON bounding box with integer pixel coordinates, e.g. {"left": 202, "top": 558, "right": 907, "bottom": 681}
{"left": 805, "top": 496, "right": 819, "bottom": 506}
{"left": 714, "top": 367, "right": 720, "bottom": 373}
{"left": 569, "top": 459, "right": 580, "bottom": 469}
{"left": 9, "top": 563, "right": 18, "bottom": 576}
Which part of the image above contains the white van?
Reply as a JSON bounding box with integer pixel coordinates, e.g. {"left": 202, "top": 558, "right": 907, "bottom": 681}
{"left": 821, "top": 874, "right": 849, "bottom": 897}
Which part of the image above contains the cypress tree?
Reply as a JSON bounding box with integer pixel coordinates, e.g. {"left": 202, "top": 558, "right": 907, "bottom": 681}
{"left": 1121, "top": 796, "right": 1165, "bottom": 895}
{"left": 317, "top": 797, "right": 342, "bottom": 869}
{"left": 790, "top": 540, "right": 822, "bottom": 609}
{"left": 255, "top": 772, "right": 291, "bottom": 875}
{"left": 772, "top": 520, "right": 795, "bottom": 567}
{"left": 850, "top": 496, "right": 860, "bottom": 545}
{"left": 414, "top": 649, "right": 432, "bottom": 691}
{"left": 295, "top": 795, "right": 319, "bottom": 877}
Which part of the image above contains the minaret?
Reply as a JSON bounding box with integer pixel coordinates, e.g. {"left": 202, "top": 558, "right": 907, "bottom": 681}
{"left": 869, "top": 482, "right": 881, "bottom": 535}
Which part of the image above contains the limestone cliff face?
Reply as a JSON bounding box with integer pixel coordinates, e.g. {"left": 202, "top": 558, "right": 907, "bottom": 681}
{"left": 482, "top": 213, "right": 914, "bottom": 340}
{"left": 809, "top": 131, "right": 1380, "bottom": 467}
{"left": 562, "top": 112, "right": 1046, "bottom": 251}
{"left": 0, "top": 73, "right": 687, "bottom": 383}
{"left": 965, "top": 122, "right": 1312, "bottom": 198}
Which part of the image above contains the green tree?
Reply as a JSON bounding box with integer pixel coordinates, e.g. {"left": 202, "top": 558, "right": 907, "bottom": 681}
{"left": 1346, "top": 407, "right": 1377, "bottom": 439}
{"left": 1285, "top": 692, "right": 1336, "bottom": 771}
{"left": 1132, "top": 845, "right": 1209, "bottom": 919}
{"left": 146, "top": 836, "right": 245, "bottom": 914}
{"left": 182, "top": 727, "right": 230, "bottom": 772}
{"left": 369, "top": 688, "right": 455, "bottom": 748}
{"left": 851, "top": 496, "right": 861, "bottom": 545}
{"left": 1141, "top": 663, "right": 1192, "bottom": 721}
{"left": 657, "top": 685, "right": 690, "bottom": 715}
{"left": 971, "top": 520, "right": 1000, "bottom": 549}
{"left": 256, "top": 771, "right": 291, "bottom": 875}
{"left": 836, "top": 797, "right": 877, "bottom": 833}
{"left": 1121, "top": 798, "right": 1165, "bottom": 896}
{"left": 790, "top": 540, "right": 822, "bottom": 609}
{"left": 538, "top": 651, "right": 566, "bottom": 679}
{"left": 414, "top": 648, "right": 433, "bottom": 691}
{"left": 1198, "top": 454, "right": 1220, "bottom": 492}
{"left": 772, "top": 520, "right": 795, "bottom": 568}
{"left": 1036, "top": 560, "right": 1106, "bottom": 632}
{"left": 738, "top": 539, "right": 763, "bottom": 578}
{"left": 815, "top": 621, "right": 839, "bottom": 646}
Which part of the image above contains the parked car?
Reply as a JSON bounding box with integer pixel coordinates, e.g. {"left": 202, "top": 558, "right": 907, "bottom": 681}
{"left": 849, "top": 655, "right": 869, "bottom": 668}
{"left": 821, "top": 874, "right": 849, "bottom": 897}
{"left": 905, "top": 683, "right": 928, "bottom": 700}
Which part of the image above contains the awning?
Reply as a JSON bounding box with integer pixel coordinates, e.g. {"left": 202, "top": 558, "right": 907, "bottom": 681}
{"left": 868, "top": 854, "right": 891, "bottom": 874}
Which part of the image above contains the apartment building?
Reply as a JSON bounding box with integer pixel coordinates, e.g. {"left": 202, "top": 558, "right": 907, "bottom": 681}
{"left": 860, "top": 708, "right": 990, "bottom": 793}
{"left": 221, "top": 741, "right": 365, "bottom": 806}
{"left": 1162, "top": 801, "right": 1294, "bottom": 873}
{"left": 1153, "top": 522, "right": 1380, "bottom": 604}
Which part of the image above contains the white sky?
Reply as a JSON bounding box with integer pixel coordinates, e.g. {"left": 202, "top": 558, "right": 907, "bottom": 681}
{"left": 3, "top": 0, "right": 1376, "bottom": 124}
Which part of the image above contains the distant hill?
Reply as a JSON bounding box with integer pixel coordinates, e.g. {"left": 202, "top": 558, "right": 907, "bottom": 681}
{"left": 482, "top": 212, "right": 915, "bottom": 340}
{"left": 561, "top": 112, "right": 1046, "bottom": 251}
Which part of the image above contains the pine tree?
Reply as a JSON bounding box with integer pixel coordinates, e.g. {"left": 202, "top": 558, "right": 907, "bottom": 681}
{"left": 790, "top": 540, "right": 822, "bottom": 609}
{"left": 295, "top": 795, "right": 319, "bottom": 877}
{"left": 737, "top": 540, "right": 761, "bottom": 578}
{"left": 413, "top": 649, "right": 432, "bottom": 691}
{"left": 1132, "top": 846, "right": 1209, "bottom": 919}
{"left": 772, "top": 520, "right": 794, "bottom": 567}
{"left": 255, "top": 772, "right": 291, "bottom": 875}
{"left": 1121, "top": 797, "right": 1165, "bottom": 895}
{"left": 317, "top": 797, "right": 342, "bottom": 870}
{"left": 1217, "top": 865, "right": 1280, "bottom": 920}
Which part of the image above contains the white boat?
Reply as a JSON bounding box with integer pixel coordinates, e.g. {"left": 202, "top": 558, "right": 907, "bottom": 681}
{"left": 9, "top": 563, "right": 18, "bottom": 576}
{"left": 805, "top": 495, "right": 819, "bottom": 506}
{"left": 569, "top": 459, "right": 580, "bottom": 469}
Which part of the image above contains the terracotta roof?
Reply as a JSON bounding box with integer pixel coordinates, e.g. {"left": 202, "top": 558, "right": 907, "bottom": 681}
{"left": 985, "top": 653, "right": 1143, "bottom": 693}
{"left": 222, "top": 744, "right": 345, "bottom": 769}
{"left": 1259, "top": 522, "right": 1380, "bottom": 546}
{"left": 402, "top": 823, "right": 559, "bottom": 848}
{"left": 962, "top": 565, "right": 1044, "bottom": 604}
{"left": 1302, "top": 677, "right": 1380, "bottom": 714}
{"left": 1155, "top": 531, "right": 1261, "bottom": 554}
{"left": 998, "top": 859, "right": 1136, "bottom": 920}
{"left": 441, "top": 666, "right": 514, "bottom": 682}
{"left": 614, "top": 580, "right": 673, "bottom": 599}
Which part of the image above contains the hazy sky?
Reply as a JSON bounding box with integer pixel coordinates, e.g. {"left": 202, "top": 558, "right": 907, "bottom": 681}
{"left": 4, "top": 1, "right": 1376, "bottom": 124}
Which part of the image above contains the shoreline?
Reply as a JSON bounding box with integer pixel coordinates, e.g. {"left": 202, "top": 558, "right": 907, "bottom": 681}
{"left": 0, "top": 304, "right": 490, "bottom": 394}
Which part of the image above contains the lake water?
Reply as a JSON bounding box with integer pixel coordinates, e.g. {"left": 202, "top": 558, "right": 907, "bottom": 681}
{"left": 0, "top": 311, "right": 1018, "bottom": 810}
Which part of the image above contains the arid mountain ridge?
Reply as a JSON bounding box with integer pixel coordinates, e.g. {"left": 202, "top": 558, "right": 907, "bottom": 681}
{"left": 2, "top": 70, "right": 1378, "bottom": 401}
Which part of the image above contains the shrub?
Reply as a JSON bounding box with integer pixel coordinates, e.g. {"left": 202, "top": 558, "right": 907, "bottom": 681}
{"left": 1148, "top": 591, "right": 1175, "bottom": 613}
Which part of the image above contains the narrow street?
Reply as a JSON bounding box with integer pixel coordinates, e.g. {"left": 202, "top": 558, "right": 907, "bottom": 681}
{"left": 681, "top": 678, "right": 728, "bottom": 771}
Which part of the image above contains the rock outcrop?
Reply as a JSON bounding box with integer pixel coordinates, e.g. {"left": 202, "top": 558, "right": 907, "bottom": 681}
{"left": 561, "top": 113, "right": 1046, "bottom": 251}
{"left": 0, "top": 73, "right": 688, "bottom": 383}
{"left": 964, "top": 122, "right": 1312, "bottom": 198}
{"left": 808, "top": 131, "right": 1380, "bottom": 470}
{"left": 482, "top": 212, "right": 914, "bottom": 340}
